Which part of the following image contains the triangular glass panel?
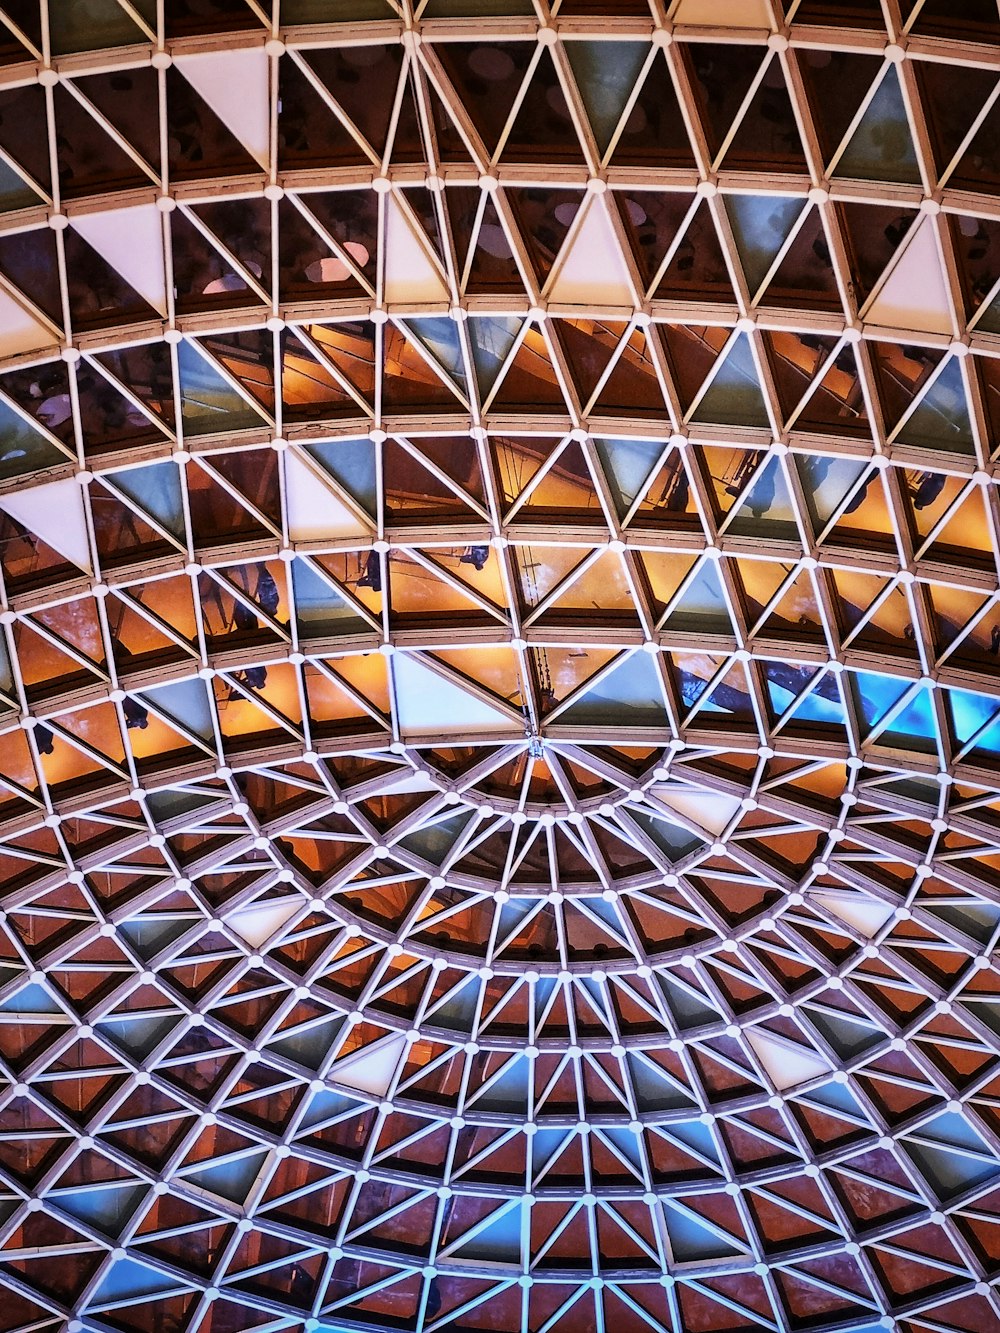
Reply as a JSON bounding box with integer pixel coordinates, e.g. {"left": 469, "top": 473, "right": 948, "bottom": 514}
{"left": 176, "top": 339, "right": 267, "bottom": 436}
{"left": 894, "top": 357, "right": 974, "bottom": 455}
{"left": 0, "top": 396, "right": 68, "bottom": 482}
{"left": 593, "top": 328, "right": 666, "bottom": 418}
{"left": 726, "top": 195, "right": 806, "bottom": 297}
{"left": 727, "top": 456, "right": 798, "bottom": 536}
{"left": 722, "top": 61, "right": 807, "bottom": 172}
{"left": 489, "top": 325, "right": 567, "bottom": 411}
{"left": 107, "top": 462, "right": 185, "bottom": 541}
{"left": 661, "top": 1199, "right": 746, "bottom": 1261}
{"left": 658, "top": 201, "right": 737, "bottom": 302}
{"left": 564, "top": 41, "right": 649, "bottom": 156}
{"left": 0, "top": 84, "right": 50, "bottom": 196}
{"left": 948, "top": 88, "right": 1000, "bottom": 193}
{"left": 50, "top": 1, "right": 146, "bottom": 55}
{"left": 560, "top": 651, "right": 667, "bottom": 727}
{"left": 310, "top": 320, "right": 378, "bottom": 405}
{"left": 690, "top": 660, "right": 755, "bottom": 723}
{"left": 506, "top": 187, "right": 585, "bottom": 286}
{"left": 795, "top": 343, "right": 870, "bottom": 438}
{"left": 279, "top": 197, "right": 369, "bottom": 303}
{"left": 834, "top": 66, "right": 920, "bottom": 184}
{"left": 293, "top": 558, "right": 370, "bottom": 638}
{"left": 610, "top": 51, "right": 695, "bottom": 170}
{"left": 757, "top": 573, "right": 825, "bottom": 643}
{"left": 762, "top": 205, "right": 842, "bottom": 311}
{"left": 401, "top": 317, "right": 468, "bottom": 396}
{"left": 914, "top": 59, "right": 998, "bottom": 180}
{"left": 661, "top": 560, "right": 732, "bottom": 633}
{"left": 691, "top": 334, "right": 770, "bottom": 429}
{"left": 302, "top": 44, "right": 405, "bottom": 158}
{"left": 774, "top": 668, "right": 847, "bottom": 730}
{"left": 544, "top": 550, "right": 639, "bottom": 620}
{"left": 922, "top": 485, "right": 993, "bottom": 569}
{"left": 301, "top": 189, "right": 379, "bottom": 284}
{"left": 593, "top": 436, "right": 664, "bottom": 519}
{"left": 62, "top": 228, "right": 160, "bottom": 330}
{"left": 53, "top": 84, "right": 151, "bottom": 199}
{"left": 276, "top": 58, "right": 370, "bottom": 170}
{"left": 851, "top": 671, "right": 913, "bottom": 735}
{"left": 166, "top": 65, "right": 261, "bottom": 182}
{"left": 798, "top": 49, "right": 883, "bottom": 167}
{"left": 614, "top": 190, "right": 693, "bottom": 289}
{"left": 52, "top": 1180, "right": 148, "bottom": 1235}
{"left": 0, "top": 152, "right": 43, "bottom": 213}
{"left": 182, "top": 1151, "right": 267, "bottom": 1205}
{"left": 435, "top": 41, "right": 536, "bottom": 158}
{"left": 880, "top": 683, "right": 939, "bottom": 752}
{"left": 684, "top": 42, "right": 766, "bottom": 160}
{"left": 69, "top": 67, "right": 161, "bottom": 173}
{"left": 140, "top": 678, "right": 215, "bottom": 743}
{"left": 556, "top": 319, "right": 627, "bottom": 407}
{"left": 503, "top": 50, "right": 585, "bottom": 165}
{"left": 466, "top": 317, "right": 522, "bottom": 400}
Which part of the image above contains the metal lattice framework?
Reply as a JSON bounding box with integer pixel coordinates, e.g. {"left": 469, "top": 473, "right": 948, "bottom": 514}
{"left": 0, "top": 3, "right": 999, "bottom": 1333}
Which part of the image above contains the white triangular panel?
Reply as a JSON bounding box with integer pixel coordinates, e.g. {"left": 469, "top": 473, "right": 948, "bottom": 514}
{"left": 746, "top": 1029, "right": 832, "bottom": 1091}
{"left": 672, "top": 0, "right": 773, "bottom": 25}
{"left": 811, "top": 891, "right": 894, "bottom": 939}
{"left": 393, "top": 655, "right": 514, "bottom": 736}
{"left": 285, "top": 452, "right": 372, "bottom": 542}
{"left": 72, "top": 205, "right": 167, "bottom": 315}
{"left": 0, "top": 478, "right": 92, "bottom": 572}
{"left": 547, "top": 198, "right": 635, "bottom": 308}
{"left": 866, "top": 216, "right": 954, "bottom": 336}
{"left": 174, "top": 49, "right": 270, "bottom": 166}
{"left": 378, "top": 770, "right": 440, "bottom": 795}
{"left": 651, "top": 785, "right": 743, "bottom": 836}
{"left": 227, "top": 899, "right": 300, "bottom": 948}
{"left": 330, "top": 1035, "right": 407, "bottom": 1096}
{"left": 383, "top": 194, "right": 450, "bottom": 305}
{"left": 0, "top": 286, "right": 57, "bottom": 358}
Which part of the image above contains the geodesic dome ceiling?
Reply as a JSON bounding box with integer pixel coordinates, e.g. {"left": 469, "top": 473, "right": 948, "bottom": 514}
{"left": 1, "top": 3, "right": 1000, "bottom": 1333}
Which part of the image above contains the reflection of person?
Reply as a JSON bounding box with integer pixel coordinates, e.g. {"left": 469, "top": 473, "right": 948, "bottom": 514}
{"left": 727, "top": 450, "right": 778, "bottom": 517}
{"left": 358, "top": 550, "right": 382, "bottom": 591}
{"left": 844, "top": 472, "right": 876, "bottom": 515}
{"left": 122, "top": 697, "right": 149, "bottom": 730}
{"left": 746, "top": 466, "right": 776, "bottom": 519}
{"left": 912, "top": 471, "right": 946, "bottom": 510}
{"left": 233, "top": 597, "right": 258, "bottom": 633}
{"left": 257, "top": 567, "right": 280, "bottom": 616}
{"left": 459, "top": 545, "right": 489, "bottom": 571}
{"left": 227, "top": 666, "right": 267, "bottom": 698}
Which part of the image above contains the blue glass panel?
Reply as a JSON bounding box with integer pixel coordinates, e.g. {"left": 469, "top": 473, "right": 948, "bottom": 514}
{"left": 405, "top": 317, "right": 469, "bottom": 394}
{"left": 593, "top": 436, "right": 664, "bottom": 517}
{"left": 467, "top": 316, "right": 522, "bottom": 397}
{"left": 111, "top": 461, "right": 185, "bottom": 538}
{"left": 305, "top": 437, "right": 377, "bottom": 516}
{"left": 561, "top": 651, "right": 667, "bottom": 726}
{"left": 896, "top": 357, "right": 973, "bottom": 454}
{"left": 141, "top": 677, "right": 215, "bottom": 741}
{"left": 835, "top": 66, "right": 920, "bottom": 184}
{"left": 725, "top": 194, "right": 805, "bottom": 293}
{"left": 692, "top": 333, "right": 769, "bottom": 428}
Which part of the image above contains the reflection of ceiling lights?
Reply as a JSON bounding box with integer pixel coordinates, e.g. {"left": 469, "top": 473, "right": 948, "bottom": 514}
{"left": 1, "top": 5, "right": 1000, "bottom": 1333}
